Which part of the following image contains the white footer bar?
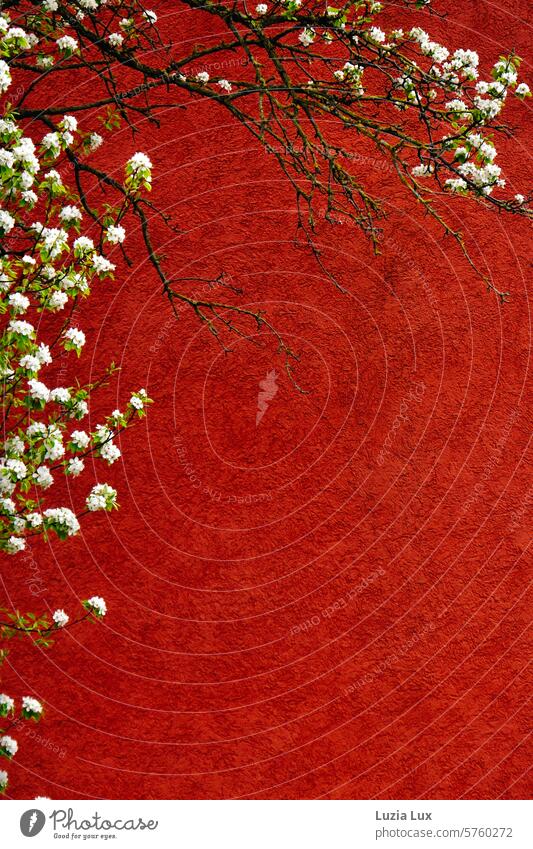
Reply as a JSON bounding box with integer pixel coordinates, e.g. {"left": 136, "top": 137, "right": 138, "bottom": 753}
{"left": 2, "top": 799, "right": 531, "bottom": 848}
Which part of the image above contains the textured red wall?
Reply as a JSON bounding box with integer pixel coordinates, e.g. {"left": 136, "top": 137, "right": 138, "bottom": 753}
{"left": 2, "top": 1, "right": 531, "bottom": 799}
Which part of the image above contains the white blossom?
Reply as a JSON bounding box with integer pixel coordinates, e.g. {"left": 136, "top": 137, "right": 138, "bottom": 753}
{"left": 128, "top": 152, "right": 152, "bottom": 171}
{"left": 0, "top": 148, "right": 14, "bottom": 168}
{"left": 27, "top": 422, "right": 47, "bottom": 438}
{"left": 105, "top": 225, "right": 125, "bottom": 244}
{"left": 0, "top": 59, "right": 12, "bottom": 94}
{"left": 412, "top": 163, "right": 433, "bottom": 177}
{"left": 515, "top": 82, "right": 530, "bottom": 97}
{"left": 298, "top": 28, "right": 315, "bottom": 48}
{"left": 59, "top": 205, "right": 82, "bottom": 224}
{"left": 478, "top": 142, "right": 496, "bottom": 161}
{"left": 43, "top": 507, "right": 80, "bottom": 536}
{"left": 33, "top": 465, "right": 53, "bottom": 489}
{"left": 28, "top": 379, "right": 50, "bottom": 402}
{"left": 446, "top": 99, "right": 468, "bottom": 113}
{"left": 36, "top": 343, "right": 52, "bottom": 365}
{"left": 0, "top": 735, "right": 18, "bottom": 757}
{"left": 71, "top": 399, "right": 88, "bottom": 419}
{"left": 15, "top": 138, "right": 38, "bottom": 169}
{"left": 0, "top": 693, "right": 14, "bottom": 712}
{"left": 4, "top": 440, "right": 24, "bottom": 458}
{"left": 61, "top": 130, "right": 74, "bottom": 147}
{"left": 42, "top": 132, "right": 61, "bottom": 154}
{"left": 420, "top": 39, "right": 449, "bottom": 64}
{"left": 22, "top": 189, "right": 38, "bottom": 205}
{"left": 61, "top": 115, "right": 77, "bottom": 133}
{"left": 22, "top": 696, "right": 43, "bottom": 716}
{"left": 108, "top": 33, "right": 124, "bottom": 48}
{"left": 36, "top": 226, "right": 68, "bottom": 258}
{"left": 44, "top": 438, "right": 64, "bottom": 462}
{"left": 26, "top": 512, "right": 43, "bottom": 527}
{"left": 70, "top": 430, "right": 90, "bottom": 449}
{"left": 92, "top": 254, "right": 115, "bottom": 275}
{"left": 0, "top": 208, "right": 15, "bottom": 233}
{"left": 66, "top": 457, "right": 84, "bottom": 476}
{"left": 4, "top": 458, "right": 27, "bottom": 480}
{"left": 20, "top": 191, "right": 39, "bottom": 210}
{"left": 467, "top": 133, "right": 484, "bottom": 149}
{"left": 86, "top": 483, "right": 117, "bottom": 511}
{"left": 52, "top": 609, "right": 69, "bottom": 627}
{"left": 495, "top": 64, "right": 517, "bottom": 87}
{"left": 12, "top": 517, "right": 25, "bottom": 534}
{"left": 88, "top": 132, "right": 103, "bottom": 151}
{"left": 56, "top": 35, "right": 78, "bottom": 53}
{"left": 50, "top": 388, "right": 71, "bottom": 405}
{"left": 473, "top": 96, "right": 503, "bottom": 119}
{"left": 47, "top": 290, "right": 68, "bottom": 312}
{"left": 130, "top": 394, "right": 144, "bottom": 410}
{"left": 369, "top": 27, "right": 386, "bottom": 43}
{"left": 445, "top": 177, "right": 468, "bottom": 192}
{"left": 43, "top": 168, "right": 62, "bottom": 185}
{"left": 86, "top": 595, "right": 107, "bottom": 616}
{"left": 64, "top": 327, "right": 86, "bottom": 349}
{"left": 5, "top": 536, "right": 25, "bottom": 553}
{"left": 95, "top": 424, "right": 113, "bottom": 444}
{"left": 73, "top": 235, "right": 94, "bottom": 254}
{"left": 100, "top": 441, "right": 121, "bottom": 464}
{"left": 8, "top": 292, "right": 30, "bottom": 314}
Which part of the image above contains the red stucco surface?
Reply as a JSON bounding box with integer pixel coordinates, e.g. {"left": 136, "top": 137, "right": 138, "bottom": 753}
{"left": 1, "top": 1, "right": 531, "bottom": 799}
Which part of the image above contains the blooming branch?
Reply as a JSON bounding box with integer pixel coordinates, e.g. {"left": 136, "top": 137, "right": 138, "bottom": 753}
{"left": 0, "top": 595, "right": 107, "bottom": 794}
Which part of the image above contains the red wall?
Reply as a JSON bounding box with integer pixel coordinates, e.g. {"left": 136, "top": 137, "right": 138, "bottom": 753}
{"left": 2, "top": 1, "right": 531, "bottom": 799}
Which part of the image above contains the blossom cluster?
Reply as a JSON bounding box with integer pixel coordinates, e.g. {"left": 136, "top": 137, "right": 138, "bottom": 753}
{"left": 2, "top": 1, "right": 528, "bottom": 231}
{"left": 178, "top": 0, "right": 530, "bottom": 209}
{"left": 292, "top": 6, "right": 530, "bottom": 205}
{"left": 0, "top": 592, "right": 107, "bottom": 793}
{"left": 1, "top": 2, "right": 158, "bottom": 71}
{"left": 407, "top": 49, "right": 530, "bottom": 198}
{"left": 0, "top": 11, "right": 153, "bottom": 553}
{"left": 290, "top": 3, "right": 531, "bottom": 205}
{"left": 0, "top": 692, "right": 43, "bottom": 793}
